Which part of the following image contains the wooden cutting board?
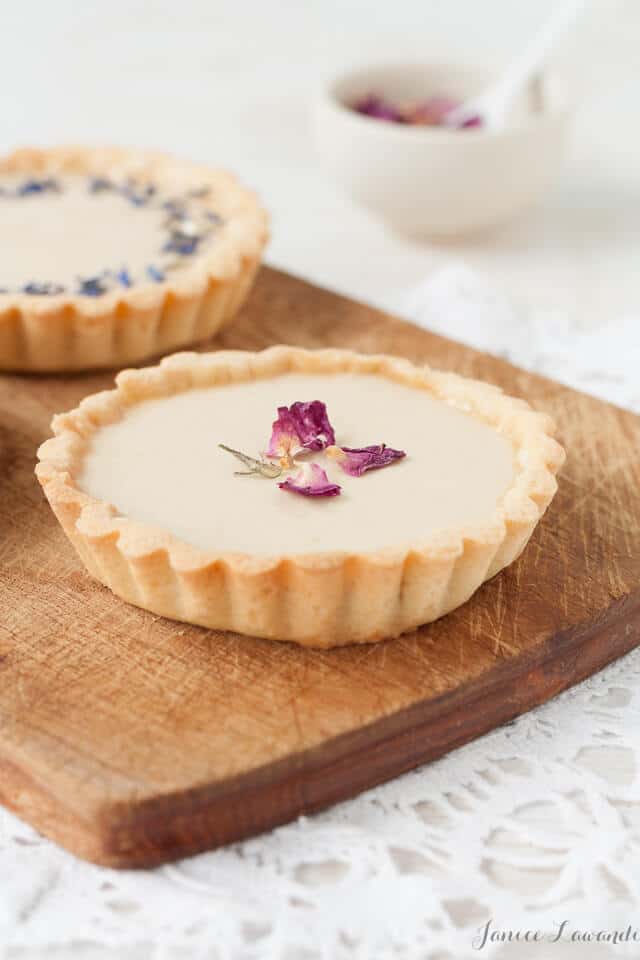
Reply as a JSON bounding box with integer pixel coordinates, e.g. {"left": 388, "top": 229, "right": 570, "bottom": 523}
{"left": 1, "top": 267, "right": 639, "bottom": 868}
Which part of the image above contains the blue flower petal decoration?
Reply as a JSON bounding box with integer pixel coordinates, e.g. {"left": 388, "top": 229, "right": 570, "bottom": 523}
{"left": 89, "top": 177, "right": 114, "bottom": 193}
{"left": 78, "top": 275, "right": 110, "bottom": 297}
{"left": 146, "top": 265, "right": 165, "bottom": 283}
{"left": 23, "top": 281, "right": 65, "bottom": 295}
{"left": 123, "top": 181, "right": 157, "bottom": 207}
{"left": 163, "top": 233, "right": 200, "bottom": 256}
{"left": 2, "top": 173, "right": 225, "bottom": 295}
{"left": 18, "top": 178, "right": 60, "bottom": 196}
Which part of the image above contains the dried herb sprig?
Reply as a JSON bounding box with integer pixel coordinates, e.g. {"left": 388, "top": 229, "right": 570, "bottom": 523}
{"left": 218, "top": 444, "right": 283, "bottom": 479}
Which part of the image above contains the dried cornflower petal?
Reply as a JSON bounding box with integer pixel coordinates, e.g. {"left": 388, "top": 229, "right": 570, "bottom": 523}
{"left": 18, "top": 177, "right": 60, "bottom": 196}
{"left": 279, "top": 462, "right": 341, "bottom": 498}
{"left": 89, "top": 177, "right": 114, "bottom": 193}
{"left": 22, "top": 281, "right": 65, "bottom": 295}
{"left": 146, "top": 265, "right": 165, "bottom": 283}
{"left": 266, "top": 401, "right": 336, "bottom": 461}
{"left": 163, "top": 232, "right": 200, "bottom": 256}
{"left": 0, "top": 173, "right": 225, "bottom": 295}
{"left": 78, "top": 275, "right": 110, "bottom": 297}
{"left": 327, "top": 443, "right": 406, "bottom": 477}
{"left": 123, "top": 180, "right": 156, "bottom": 207}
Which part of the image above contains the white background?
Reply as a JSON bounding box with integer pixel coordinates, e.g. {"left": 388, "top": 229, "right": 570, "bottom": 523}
{"left": 1, "top": 2, "right": 640, "bottom": 959}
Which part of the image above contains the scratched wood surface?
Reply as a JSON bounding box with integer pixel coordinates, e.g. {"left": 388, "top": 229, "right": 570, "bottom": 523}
{"left": 1, "top": 267, "right": 639, "bottom": 868}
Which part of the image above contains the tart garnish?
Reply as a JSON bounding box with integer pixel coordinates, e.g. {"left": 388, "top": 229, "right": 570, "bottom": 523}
{"left": 278, "top": 463, "right": 341, "bottom": 498}
{"left": 222, "top": 404, "right": 406, "bottom": 497}
{"left": 327, "top": 443, "right": 406, "bottom": 476}
{"left": 218, "top": 444, "right": 282, "bottom": 479}
{"left": 266, "top": 401, "right": 336, "bottom": 466}
{"left": 0, "top": 174, "right": 223, "bottom": 296}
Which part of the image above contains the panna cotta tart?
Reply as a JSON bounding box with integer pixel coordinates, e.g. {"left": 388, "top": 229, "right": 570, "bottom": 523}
{"left": 0, "top": 147, "right": 267, "bottom": 371}
{"left": 36, "top": 347, "right": 565, "bottom": 648}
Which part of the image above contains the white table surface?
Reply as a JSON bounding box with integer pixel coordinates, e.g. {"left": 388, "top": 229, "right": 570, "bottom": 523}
{"left": 1, "top": 2, "right": 639, "bottom": 958}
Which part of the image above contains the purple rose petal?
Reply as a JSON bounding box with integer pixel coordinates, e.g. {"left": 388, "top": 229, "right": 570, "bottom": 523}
{"left": 351, "top": 92, "right": 483, "bottom": 129}
{"left": 329, "top": 443, "right": 406, "bottom": 477}
{"left": 353, "top": 94, "right": 404, "bottom": 123}
{"left": 460, "top": 113, "right": 483, "bottom": 128}
{"left": 408, "top": 95, "right": 461, "bottom": 126}
{"left": 267, "top": 401, "right": 336, "bottom": 459}
{"left": 279, "top": 463, "right": 341, "bottom": 498}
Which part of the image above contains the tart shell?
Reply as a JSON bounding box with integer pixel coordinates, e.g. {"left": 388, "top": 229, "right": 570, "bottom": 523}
{"left": 35, "top": 347, "right": 565, "bottom": 648}
{"left": 0, "top": 147, "right": 268, "bottom": 372}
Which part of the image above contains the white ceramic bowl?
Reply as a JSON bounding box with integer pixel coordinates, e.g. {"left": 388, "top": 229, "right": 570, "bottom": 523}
{"left": 313, "top": 61, "right": 571, "bottom": 237}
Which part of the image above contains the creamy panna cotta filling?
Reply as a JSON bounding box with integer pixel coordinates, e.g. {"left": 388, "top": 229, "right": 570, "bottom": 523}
{"left": 0, "top": 174, "right": 221, "bottom": 295}
{"left": 78, "top": 373, "right": 516, "bottom": 557}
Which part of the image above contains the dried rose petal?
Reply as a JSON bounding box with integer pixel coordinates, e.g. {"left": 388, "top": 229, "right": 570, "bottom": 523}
{"left": 266, "top": 408, "right": 303, "bottom": 460}
{"left": 459, "top": 113, "right": 483, "bottom": 129}
{"left": 352, "top": 92, "right": 483, "bottom": 129}
{"left": 279, "top": 462, "right": 341, "bottom": 498}
{"left": 353, "top": 94, "right": 404, "bottom": 123}
{"left": 407, "top": 95, "right": 461, "bottom": 126}
{"left": 328, "top": 443, "right": 406, "bottom": 477}
{"left": 266, "top": 401, "right": 335, "bottom": 459}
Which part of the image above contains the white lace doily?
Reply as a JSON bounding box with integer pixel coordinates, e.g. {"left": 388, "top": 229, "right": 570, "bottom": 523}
{"left": 2, "top": 264, "right": 639, "bottom": 960}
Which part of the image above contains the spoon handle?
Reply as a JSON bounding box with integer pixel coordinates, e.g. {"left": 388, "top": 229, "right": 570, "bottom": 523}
{"left": 447, "top": 0, "right": 588, "bottom": 129}
{"left": 492, "top": 0, "right": 587, "bottom": 115}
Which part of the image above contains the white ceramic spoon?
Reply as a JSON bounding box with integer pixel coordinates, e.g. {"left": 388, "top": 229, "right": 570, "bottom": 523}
{"left": 445, "top": 0, "right": 588, "bottom": 129}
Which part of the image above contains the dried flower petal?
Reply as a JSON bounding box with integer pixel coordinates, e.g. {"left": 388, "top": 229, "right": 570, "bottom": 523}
{"left": 353, "top": 94, "right": 404, "bottom": 122}
{"left": 279, "top": 463, "right": 341, "bottom": 498}
{"left": 266, "top": 401, "right": 336, "bottom": 460}
{"left": 22, "top": 281, "right": 65, "bottom": 295}
{"left": 351, "top": 92, "right": 483, "bottom": 129}
{"left": 146, "top": 265, "right": 165, "bottom": 283}
{"left": 408, "top": 96, "right": 460, "bottom": 126}
{"left": 163, "top": 231, "right": 200, "bottom": 255}
{"left": 123, "top": 180, "right": 156, "bottom": 206}
{"left": 266, "top": 409, "right": 302, "bottom": 460}
{"left": 327, "top": 443, "right": 406, "bottom": 477}
{"left": 0, "top": 173, "right": 224, "bottom": 295}
{"left": 78, "top": 274, "right": 110, "bottom": 296}
{"left": 18, "top": 177, "right": 60, "bottom": 196}
{"left": 88, "top": 177, "right": 114, "bottom": 193}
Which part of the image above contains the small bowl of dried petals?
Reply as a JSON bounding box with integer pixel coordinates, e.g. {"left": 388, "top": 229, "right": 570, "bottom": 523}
{"left": 313, "top": 60, "right": 571, "bottom": 237}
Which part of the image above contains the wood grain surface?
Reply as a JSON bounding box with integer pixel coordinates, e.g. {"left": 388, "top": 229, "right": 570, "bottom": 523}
{"left": 1, "top": 267, "right": 639, "bottom": 868}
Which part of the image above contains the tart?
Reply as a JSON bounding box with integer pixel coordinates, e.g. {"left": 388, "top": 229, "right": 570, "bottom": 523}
{"left": 35, "top": 347, "right": 565, "bottom": 648}
{"left": 0, "top": 147, "right": 267, "bottom": 372}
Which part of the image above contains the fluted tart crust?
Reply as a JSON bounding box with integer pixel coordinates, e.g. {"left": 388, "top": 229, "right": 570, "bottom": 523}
{"left": 0, "top": 147, "right": 268, "bottom": 371}
{"left": 35, "top": 346, "right": 565, "bottom": 647}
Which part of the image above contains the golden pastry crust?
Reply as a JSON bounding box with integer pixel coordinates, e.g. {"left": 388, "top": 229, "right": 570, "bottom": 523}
{"left": 35, "top": 346, "right": 565, "bottom": 647}
{"left": 0, "top": 146, "right": 268, "bottom": 371}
